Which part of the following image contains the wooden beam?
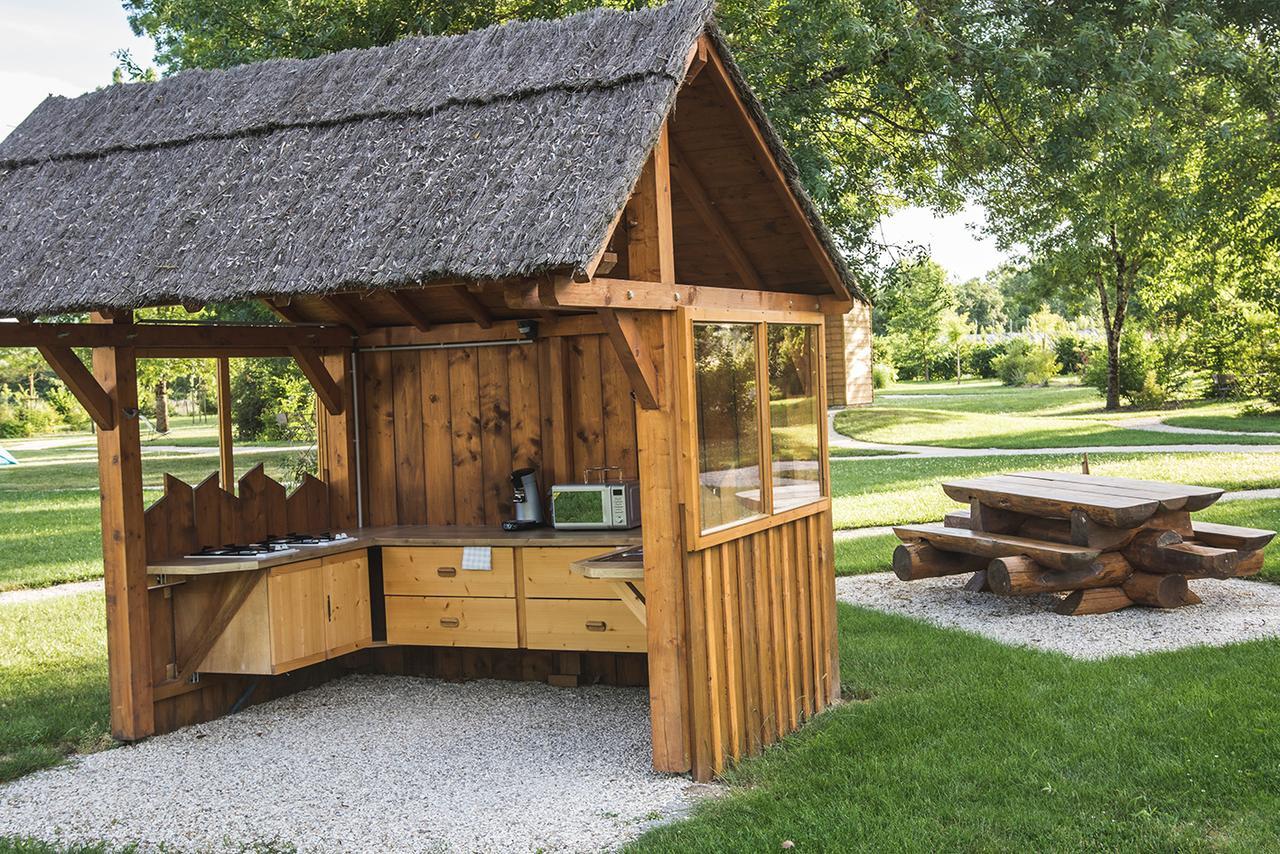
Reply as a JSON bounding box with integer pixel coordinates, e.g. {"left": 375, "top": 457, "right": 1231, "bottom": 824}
{"left": 700, "top": 43, "right": 852, "bottom": 303}
{"left": 384, "top": 291, "right": 433, "bottom": 332}
{"left": 91, "top": 318, "right": 154, "bottom": 741}
{"left": 262, "top": 297, "right": 309, "bottom": 324}
{"left": 355, "top": 315, "right": 603, "bottom": 349}
{"left": 216, "top": 357, "right": 234, "bottom": 493}
{"left": 598, "top": 308, "right": 660, "bottom": 410}
{"left": 451, "top": 285, "right": 494, "bottom": 328}
{"left": 0, "top": 322, "right": 351, "bottom": 350}
{"left": 290, "top": 346, "right": 344, "bottom": 416}
{"left": 507, "top": 276, "right": 827, "bottom": 313}
{"left": 316, "top": 350, "right": 359, "bottom": 529}
{"left": 323, "top": 295, "right": 371, "bottom": 335}
{"left": 36, "top": 344, "right": 114, "bottom": 430}
{"left": 683, "top": 34, "right": 709, "bottom": 85}
{"left": 669, "top": 139, "right": 765, "bottom": 290}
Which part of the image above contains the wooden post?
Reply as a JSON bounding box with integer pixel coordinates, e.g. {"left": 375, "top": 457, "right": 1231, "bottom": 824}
{"left": 91, "top": 315, "right": 154, "bottom": 740}
{"left": 318, "top": 350, "right": 360, "bottom": 529}
{"left": 216, "top": 356, "right": 234, "bottom": 492}
{"left": 630, "top": 124, "right": 692, "bottom": 773}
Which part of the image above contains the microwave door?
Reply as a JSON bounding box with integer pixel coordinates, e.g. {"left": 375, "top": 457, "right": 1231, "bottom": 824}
{"left": 553, "top": 487, "right": 609, "bottom": 529}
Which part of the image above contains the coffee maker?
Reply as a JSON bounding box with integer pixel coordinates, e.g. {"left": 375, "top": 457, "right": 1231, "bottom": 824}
{"left": 502, "top": 467, "right": 544, "bottom": 531}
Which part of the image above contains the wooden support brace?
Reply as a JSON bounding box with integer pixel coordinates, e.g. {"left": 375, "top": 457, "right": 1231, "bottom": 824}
{"left": 598, "top": 308, "right": 660, "bottom": 410}
{"left": 669, "top": 139, "right": 764, "bottom": 291}
{"left": 451, "top": 285, "right": 494, "bottom": 328}
{"left": 385, "top": 291, "right": 433, "bottom": 332}
{"left": 263, "top": 297, "right": 308, "bottom": 324}
{"left": 36, "top": 344, "right": 114, "bottom": 430}
{"left": 154, "top": 571, "right": 260, "bottom": 700}
{"left": 323, "top": 295, "right": 371, "bottom": 335}
{"left": 289, "top": 347, "right": 345, "bottom": 416}
{"left": 969, "top": 499, "right": 1024, "bottom": 534}
{"left": 609, "top": 580, "right": 648, "bottom": 626}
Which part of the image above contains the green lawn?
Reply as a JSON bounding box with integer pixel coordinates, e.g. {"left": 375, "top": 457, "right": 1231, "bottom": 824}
{"left": 0, "top": 442, "right": 310, "bottom": 590}
{"left": 0, "top": 591, "right": 110, "bottom": 784}
{"left": 837, "top": 379, "right": 1280, "bottom": 448}
{"left": 632, "top": 605, "right": 1280, "bottom": 852}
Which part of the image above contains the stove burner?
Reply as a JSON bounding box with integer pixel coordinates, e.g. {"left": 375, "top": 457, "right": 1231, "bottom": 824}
{"left": 184, "top": 531, "right": 350, "bottom": 560}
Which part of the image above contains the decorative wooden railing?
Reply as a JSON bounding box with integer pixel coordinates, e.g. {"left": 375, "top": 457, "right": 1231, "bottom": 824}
{"left": 144, "top": 464, "right": 331, "bottom": 564}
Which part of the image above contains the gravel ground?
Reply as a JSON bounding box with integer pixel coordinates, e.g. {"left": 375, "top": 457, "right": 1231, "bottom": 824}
{"left": 0, "top": 675, "right": 700, "bottom": 853}
{"left": 837, "top": 572, "right": 1280, "bottom": 659}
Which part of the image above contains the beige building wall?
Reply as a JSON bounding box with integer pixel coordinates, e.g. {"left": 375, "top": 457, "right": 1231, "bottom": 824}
{"left": 824, "top": 300, "right": 873, "bottom": 407}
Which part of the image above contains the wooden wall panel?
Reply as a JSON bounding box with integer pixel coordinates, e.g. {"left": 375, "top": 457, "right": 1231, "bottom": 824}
{"left": 356, "top": 335, "right": 636, "bottom": 529}
{"left": 682, "top": 510, "right": 837, "bottom": 779}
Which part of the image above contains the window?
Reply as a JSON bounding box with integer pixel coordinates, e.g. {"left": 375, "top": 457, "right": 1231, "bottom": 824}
{"left": 691, "top": 318, "right": 826, "bottom": 535}
{"left": 767, "top": 325, "right": 821, "bottom": 511}
{"left": 693, "top": 322, "right": 762, "bottom": 531}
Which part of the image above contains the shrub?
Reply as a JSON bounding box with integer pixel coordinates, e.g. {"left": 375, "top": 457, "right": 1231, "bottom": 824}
{"left": 872, "top": 362, "right": 896, "bottom": 389}
{"left": 1053, "top": 332, "right": 1091, "bottom": 375}
{"left": 231, "top": 358, "right": 317, "bottom": 443}
{"left": 45, "top": 381, "right": 91, "bottom": 432}
{"left": 968, "top": 340, "right": 1007, "bottom": 379}
{"left": 0, "top": 390, "right": 64, "bottom": 438}
{"left": 1082, "top": 331, "right": 1175, "bottom": 407}
{"left": 992, "top": 339, "right": 1061, "bottom": 386}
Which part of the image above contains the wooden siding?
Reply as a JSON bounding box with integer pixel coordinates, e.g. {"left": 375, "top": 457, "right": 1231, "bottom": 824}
{"left": 356, "top": 334, "right": 638, "bottom": 529}
{"left": 682, "top": 508, "right": 838, "bottom": 779}
{"left": 825, "top": 300, "right": 872, "bottom": 407}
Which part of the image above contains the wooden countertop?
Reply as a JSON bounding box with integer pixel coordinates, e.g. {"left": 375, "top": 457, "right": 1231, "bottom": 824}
{"left": 147, "top": 526, "right": 642, "bottom": 576}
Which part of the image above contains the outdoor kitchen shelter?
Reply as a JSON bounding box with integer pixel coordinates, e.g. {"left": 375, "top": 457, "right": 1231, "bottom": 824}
{"left": 0, "top": 0, "right": 868, "bottom": 781}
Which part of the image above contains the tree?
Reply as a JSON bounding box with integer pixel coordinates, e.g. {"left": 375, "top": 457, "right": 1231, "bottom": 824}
{"left": 938, "top": 309, "right": 974, "bottom": 384}
{"left": 927, "top": 1, "right": 1280, "bottom": 409}
{"left": 875, "top": 258, "right": 954, "bottom": 381}
{"left": 954, "top": 276, "right": 1006, "bottom": 333}
{"left": 0, "top": 348, "right": 47, "bottom": 396}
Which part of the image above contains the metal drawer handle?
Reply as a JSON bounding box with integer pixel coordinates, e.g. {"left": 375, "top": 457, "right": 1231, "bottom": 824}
{"left": 437, "top": 566, "right": 457, "bottom": 577}
{"left": 585, "top": 620, "right": 607, "bottom": 632}
{"left": 440, "top": 617, "right": 460, "bottom": 628}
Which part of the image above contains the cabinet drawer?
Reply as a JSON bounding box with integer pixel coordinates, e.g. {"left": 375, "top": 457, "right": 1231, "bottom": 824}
{"left": 524, "top": 598, "right": 646, "bottom": 653}
{"left": 385, "top": 596, "right": 518, "bottom": 648}
{"left": 522, "top": 547, "right": 626, "bottom": 599}
{"left": 383, "top": 547, "right": 514, "bottom": 597}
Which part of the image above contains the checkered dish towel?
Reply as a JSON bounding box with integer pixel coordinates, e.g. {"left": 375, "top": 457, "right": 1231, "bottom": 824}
{"left": 461, "top": 546, "right": 493, "bottom": 571}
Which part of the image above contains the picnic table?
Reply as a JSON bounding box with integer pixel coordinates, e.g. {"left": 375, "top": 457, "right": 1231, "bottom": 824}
{"left": 891, "top": 472, "right": 1275, "bottom": 615}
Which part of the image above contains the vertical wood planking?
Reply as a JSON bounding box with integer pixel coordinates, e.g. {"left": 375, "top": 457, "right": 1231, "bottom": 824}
{"left": 806, "top": 514, "right": 826, "bottom": 706}
{"left": 684, "top": 548, "right": 713, "bottom": 780}
{"left": 719, "top": 543, "right": 744, "bottom": 762}
{"left": 736, "top": 536, "right": 763, "bottom": 756}
{"left": 793, "top": 519, "right": 815, "bottom": 718}
{"left": 319, "top": 351, "right": 359, "bottom": 529}
{"left": 421, "top": 349, "right": 454, "bottom": 526}
{"left": 767, "top": 526, "right": 789, "bottom": 734}
{"left": 538, "top": 336, "right": 574, "bottom": 486}
{"left": 569, "top": 336, "right": 605, "bottom": 480}
{"left": 750, "top": 530, "right": 778, "bottom": 745}
{"left": 477, "top": 346, "right": 513, "bottom": 526}
{"left": 362, "top": 350, "right": 397, "bottom": 527}
{"left": 600, "top": 340, "right": 638, "bottom": 479}
{"left": 507, "top": 344, "right": 542, "bottom": 473}
{"left": 703, "top": 544, "right": 727, "bottom": 773}
{"left": 821, "top": 509, "right": 841, "bottom": 703}
{"left": 448, "top": 348, "right": 484, "bottom": 526}
{"left": 391, "top": 350, "right": 427, "bottom": 525}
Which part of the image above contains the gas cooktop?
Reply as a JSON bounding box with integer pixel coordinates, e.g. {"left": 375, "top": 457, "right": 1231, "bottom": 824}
{"left": 184, "top": 532, "right": 352, "bottom": 560}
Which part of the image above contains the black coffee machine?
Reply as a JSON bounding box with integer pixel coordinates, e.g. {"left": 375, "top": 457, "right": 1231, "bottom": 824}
{"left": 502, "top": 467, "right": 545, "bottom": 531}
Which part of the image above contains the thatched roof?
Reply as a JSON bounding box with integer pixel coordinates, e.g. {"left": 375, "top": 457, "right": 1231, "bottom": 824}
{"left": 0, "top": 0, "right": 860, "bottom": 317}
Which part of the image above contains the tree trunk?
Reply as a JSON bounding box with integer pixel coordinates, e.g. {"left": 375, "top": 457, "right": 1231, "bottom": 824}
{"left": 956, "top": 347, "right": 961, "bottom": 384}
{"left": 154, "top": 380, "right": 169, "bottom": 434}
{"left": 1104, "top": 328, "right": 1121, "bottom": 411}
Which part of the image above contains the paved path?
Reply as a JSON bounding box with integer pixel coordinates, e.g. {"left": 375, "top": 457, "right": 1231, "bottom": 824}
{"left": 828, "top": 410, "right": 1280, "bottom": 459}
{"left": 0, "top": 580, "right": 99, "bottom": 606}
{"left": 1111, "top": 416, "right": 1280, "bottom": 438}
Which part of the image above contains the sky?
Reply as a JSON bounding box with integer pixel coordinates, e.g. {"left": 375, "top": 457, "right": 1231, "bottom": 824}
{"left": 0, "top": 1, "right": 1012, "bottom": 284}
{"left": 0, "top": 1, "right": 155, "bottom": 141}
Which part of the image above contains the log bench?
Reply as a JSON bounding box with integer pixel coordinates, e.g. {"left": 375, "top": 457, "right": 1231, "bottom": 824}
{"left": 893, "top": 473, "right": 1274, "bottom": 616}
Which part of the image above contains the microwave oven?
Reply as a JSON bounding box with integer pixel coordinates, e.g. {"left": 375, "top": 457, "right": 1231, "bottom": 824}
{"left": 550, "top": 481, "right": 641, "bottom": 529}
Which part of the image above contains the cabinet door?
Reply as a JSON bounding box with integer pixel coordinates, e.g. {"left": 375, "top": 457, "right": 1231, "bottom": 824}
{"left": 267, "top": 561, "right": 328, "bottom": 672}
{"left": 323, "top": 552, "right": 372, "bottom": 656}
{"left": 522, "top": 547, "right": 625, "bottom": 599}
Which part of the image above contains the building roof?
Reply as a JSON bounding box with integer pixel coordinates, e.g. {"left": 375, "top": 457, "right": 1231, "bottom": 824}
{"left": 0, "top": 0, "right": 861, "bottom": 317}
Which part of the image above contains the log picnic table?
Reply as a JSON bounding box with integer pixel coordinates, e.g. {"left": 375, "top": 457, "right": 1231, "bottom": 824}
{"left": 891, "top": 472, "right": 1276, "bottom": 615}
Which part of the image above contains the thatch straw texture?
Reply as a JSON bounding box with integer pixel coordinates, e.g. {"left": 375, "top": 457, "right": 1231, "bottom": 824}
{"left": 0, "top": 0, "right": 858, "bottom": 316}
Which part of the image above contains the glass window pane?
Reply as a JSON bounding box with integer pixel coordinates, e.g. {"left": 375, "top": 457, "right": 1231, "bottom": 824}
{"left": 768, "top": 324, "right": 822, "bottom": 511}
{"left": 694, "top": 322, "right": 762, "bottom": 531}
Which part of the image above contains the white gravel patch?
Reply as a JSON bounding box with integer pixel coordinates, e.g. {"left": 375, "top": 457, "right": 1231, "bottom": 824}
{"left": 837, "top": 572, "right": 1280, "bottom": 659}
{"left": 0, "top": 674, "right": 701, "bottom": 853}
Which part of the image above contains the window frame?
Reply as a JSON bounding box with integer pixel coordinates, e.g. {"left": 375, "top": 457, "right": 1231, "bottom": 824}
{"left": 679, "top": 307, "right": 830, "bottom": 550}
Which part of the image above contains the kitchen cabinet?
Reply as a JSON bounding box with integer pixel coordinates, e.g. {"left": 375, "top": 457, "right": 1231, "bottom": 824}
{"left": 200, "top": 552, "right": 372, "bottom": 675}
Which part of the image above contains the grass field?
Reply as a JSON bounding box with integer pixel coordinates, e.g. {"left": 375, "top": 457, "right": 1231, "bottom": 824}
{"left": 0, "top": 426, "right": 309, "bottom": 590}
{"left": 835, "top": 379, "right": 1280, "bottom": 449}
{"left": 4, "top": 382, "right": 1280, "bottom": 851}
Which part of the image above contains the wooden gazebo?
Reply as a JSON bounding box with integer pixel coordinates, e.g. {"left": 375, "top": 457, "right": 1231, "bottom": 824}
{"left": 0, "top": 0, "right": 868, "bottom": 781}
